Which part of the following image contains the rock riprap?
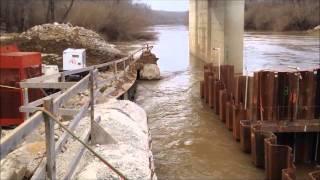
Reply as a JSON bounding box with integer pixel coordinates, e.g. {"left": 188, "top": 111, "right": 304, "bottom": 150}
{"left": 140, "top": 64, "right": 161, "bottom": 80}
{"left": 137, "top": 50, "right": 161, "bottom": 80}
{"left": 75, "top": 100, "right": 157, "bottom": 180}
{"left": 18, "top": 23, "right": 123, "bottom": 65}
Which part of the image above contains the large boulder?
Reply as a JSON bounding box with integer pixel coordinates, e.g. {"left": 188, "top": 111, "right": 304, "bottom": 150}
{"left": 140, "top": 64, "right": 161, "bottom": 80}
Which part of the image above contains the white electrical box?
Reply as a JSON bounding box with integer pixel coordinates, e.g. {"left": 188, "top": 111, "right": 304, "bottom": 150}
{"left": 63, "top": 48, "right": 86, "bottom": 71}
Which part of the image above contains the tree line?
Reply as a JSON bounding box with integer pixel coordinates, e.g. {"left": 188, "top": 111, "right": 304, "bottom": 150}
{"left": 0, "top": 0, "right": 188, "bottom": 41}
{"left": 0, "top": 0, "right": 131, "bottom": 32}
{"left": 245, "top": 0, "right": 319, "bottom": 31}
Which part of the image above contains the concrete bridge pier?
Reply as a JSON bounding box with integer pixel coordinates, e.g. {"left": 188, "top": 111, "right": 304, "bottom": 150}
{"left": 189, "top": 0, "right": 245, "bottom": 74}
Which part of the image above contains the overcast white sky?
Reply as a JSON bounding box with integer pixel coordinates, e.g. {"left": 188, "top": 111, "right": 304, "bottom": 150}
{"left": 134, "top": 0, "right": 189, "bottom": 12}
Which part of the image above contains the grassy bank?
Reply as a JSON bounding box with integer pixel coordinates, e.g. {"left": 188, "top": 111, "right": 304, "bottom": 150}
{"left": 245, "top": 0, "right": 320, "bottom": 31}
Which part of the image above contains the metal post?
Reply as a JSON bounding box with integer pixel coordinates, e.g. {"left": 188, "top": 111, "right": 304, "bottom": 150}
{"left": 43, "top": 97, "right": 56, "bottom": 180}
{"left": 89, "top": 70, "right": 95, "bottom": 134}
{"left": 259, "top": 73, "right": 264, "bottom": 121}
{"left": 218, "top": 48, "right": 221, "bottom": 80}
{"left": 123, "top": 60, "right": 126, "bottom": 77}
{"left": 61, "top": 73, "right": 66, "bottom": 82}
{"left": 296, "top": 72, "right": 301, "bottom": 121}
{"left": 114, "top": 62, "right": 118, "bottom": 80}
{"left": 61, "top": 74, "right": 66, "bottom": 94}
{"left": 244, "top": 67, "right": 249, "bottom": 110}
{"left": 23, "top": 88, "right": 29, "bottom": 119}
{"left": 213, "top": 48, "right": 221, "bottom": 80}
{"left": 130, "top": 55, "right": 134, "bottom": 73}
{"left": 288, "top": 66, "right": 301, "bottom": 121}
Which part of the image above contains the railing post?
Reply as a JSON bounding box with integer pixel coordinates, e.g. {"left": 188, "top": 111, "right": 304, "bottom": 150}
{"left": 23, "top": 88, "right": 29, "bottom": 119}
{"left": 123, "top": 60, "right": 126, "bottom": 77}
{"left": 114, "top": 62, "right": 118, "bottom": 81}
{"left": 89, "top": 70, "right": 95, "bottom": 134}
{"left": 43, "top": 97, "right": 56, "bottom": 180}
{"left": 129, "top": 55, "right": 134, "bottom": 73}
{"left": 61, "top": 73, "right": 66, "bottom": 82}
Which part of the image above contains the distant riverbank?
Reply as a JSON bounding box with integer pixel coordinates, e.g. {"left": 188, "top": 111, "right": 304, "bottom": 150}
{"left": 244, "top": 27, "right": 320, "bottom": 37}
{"left": 245, "top": 0, "right": 319, "bottom": 32}
{"left": 0, "top": 0, "right": 187, "bottom": 42}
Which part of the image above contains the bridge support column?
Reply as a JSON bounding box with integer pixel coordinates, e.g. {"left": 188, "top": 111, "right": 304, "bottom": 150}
{"left": 189, "top": 0, "right": 245, "bottom": 74}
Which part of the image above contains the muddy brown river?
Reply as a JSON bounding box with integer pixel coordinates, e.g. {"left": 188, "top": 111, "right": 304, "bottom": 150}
{"left": 135, "top": 26, "right": 320, "bottom": 180}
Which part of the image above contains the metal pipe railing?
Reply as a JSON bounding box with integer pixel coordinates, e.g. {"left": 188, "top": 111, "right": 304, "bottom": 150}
{"left": 1, "top": 45, "right": 152, "bottom": 179}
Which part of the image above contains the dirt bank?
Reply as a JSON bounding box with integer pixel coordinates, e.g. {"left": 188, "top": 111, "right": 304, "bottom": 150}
{"left": 1, "top": 23, "right": 124, "bottom": 67}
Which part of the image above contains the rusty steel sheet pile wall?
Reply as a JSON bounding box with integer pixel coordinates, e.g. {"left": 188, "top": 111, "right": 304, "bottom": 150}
{"left": 309, "top": 170, "right": 320, "bottom": 180}
{"left": 232, "top": 104, "right": 246, "bottom": 141}
{"left": 240, "top": 120, "right": 252, "bottom": 153}
{"left": 200, "top": 63, "right": 320, "bottom": 180}
{"left": 294, "top": 133, "right": 318, "bottom": 163}
{"left": 225, "top": 102, "right": 233, "bottom": 130}
{"left": 282, "top": 168, "right": 296, "bottom": 180}
{"left": 219, "top": 90, "right": 228, "bottom": 122}
{"left": 298, "top": 71, "right": 317, "bottom": 119}
{"left": 264, "top": 132, "right": 295, "bottom": 180}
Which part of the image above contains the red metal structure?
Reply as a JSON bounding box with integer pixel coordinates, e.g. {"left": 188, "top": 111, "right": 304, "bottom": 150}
{"left": 0, "top": 44, "right": 19, "bottom": 53}
{"left": 0, "top": 44, "right": 42, "bottom": 126}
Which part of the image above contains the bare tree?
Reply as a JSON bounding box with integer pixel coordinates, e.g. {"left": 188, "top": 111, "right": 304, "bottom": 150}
{"left": 47, "top": 0, "right": 55, "bottom": 23}
{"left": 62, "top": 0, "right": 76, "bottom": 22}
{"left": 19, "top": 0, "right": 31, "bottom": 31}
{"left": 5, "top": 0, "right": 12, "bottom": 31}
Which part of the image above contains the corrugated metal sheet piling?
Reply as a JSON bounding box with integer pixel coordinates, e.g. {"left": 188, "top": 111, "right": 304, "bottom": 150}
{"left": 200, "top": 63, "right": 320, "bottom": 180}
